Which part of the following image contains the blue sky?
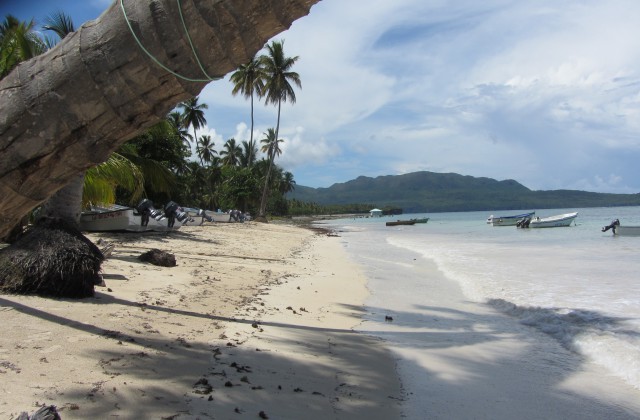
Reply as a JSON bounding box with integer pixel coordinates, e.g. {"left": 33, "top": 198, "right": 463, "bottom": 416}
{"left": 3, "top": 0, "right": 640, "bottom": 193}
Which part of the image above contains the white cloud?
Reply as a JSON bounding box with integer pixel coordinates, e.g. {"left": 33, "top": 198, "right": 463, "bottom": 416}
{"left": 193, "top": 0, "right": 640, "bottom": 192}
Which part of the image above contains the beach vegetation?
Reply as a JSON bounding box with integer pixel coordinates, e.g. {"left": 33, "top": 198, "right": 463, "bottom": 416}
{"left": 256, "top": 40, "right": 301, "bottom": 221}
{"left": 179, "top": 96, "right": 208, "bottom": 146}
{"left": 230, "top": 55, "right": 265, "bottom": 167}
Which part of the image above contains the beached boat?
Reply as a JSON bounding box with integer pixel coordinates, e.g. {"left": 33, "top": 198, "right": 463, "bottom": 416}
{"left": 411, "top": 217, "right": 429, "bottom": 224}
{"left": 183, "top": 208, "right": 229, "bottom": 224}
{"left": 490, "top": 211, "right": 535, "bottom": 226}
{"left": 79, "top": 201, "right": 190, "bottom": 232}
{"left": 528, "top": 212, "right": 578, "bottom": 228}
{"left": 602, "top": 219, "right": 640, "bottom": 236}
{"left": 183, "top": 208, "right": 250, "bottom": 223}
{"left": 386, "top": 220, "right": 416, "bottom": 227}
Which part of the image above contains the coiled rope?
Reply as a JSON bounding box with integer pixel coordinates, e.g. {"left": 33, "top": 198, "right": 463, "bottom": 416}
{"left": 120, "top": 0, "right": 221, "bottom": 82}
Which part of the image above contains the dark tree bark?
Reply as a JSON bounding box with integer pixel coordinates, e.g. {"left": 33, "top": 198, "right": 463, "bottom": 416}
{"left": 0, "top": 0, "right": 320, "bottom": 239}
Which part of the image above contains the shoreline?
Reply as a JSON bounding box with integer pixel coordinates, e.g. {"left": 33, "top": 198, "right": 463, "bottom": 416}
{"left": 0, "top": 222, "right": 402, "bottom": 419}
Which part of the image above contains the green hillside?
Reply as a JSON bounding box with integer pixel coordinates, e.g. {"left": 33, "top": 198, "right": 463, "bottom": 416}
{"left": 287, "top": 171, "right": 640, "bottom": 212}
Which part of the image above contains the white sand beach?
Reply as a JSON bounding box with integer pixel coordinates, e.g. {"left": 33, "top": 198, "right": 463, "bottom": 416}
{"left": 0, "top": 222, "right": 402, "bottom": 419}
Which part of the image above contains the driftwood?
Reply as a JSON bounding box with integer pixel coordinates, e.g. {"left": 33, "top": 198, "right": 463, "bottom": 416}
{"left": 138, "top": 248, "right": 176, "bottom": 267}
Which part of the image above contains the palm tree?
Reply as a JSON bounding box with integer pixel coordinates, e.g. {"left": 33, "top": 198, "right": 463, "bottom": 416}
{"left": 220, "top": 138, "right": 242, "bottom": 167}
{"left": 196, "top": 134, "right": 217, "bottom": 165}
{"left": 260, "top": 127, "right": 284, "bottom": 161}
{"left": 0, "top": 15, "right": 46, "bottom": 79}
{"left": 167, "top": 111, "right": 193, "bottom": 147}
{"left": 230, "top": 55, "right": 264, "bottom": 163}
{"left": 279, "top": 171, "right": 296, "bottom": 195}
{"left": 239, "top": 139, "right": 259, "bottom": 168}
{"left": 0, "top": 0, "right": 319, "bottom": 240}
{"left": 179, "top": 96, "right": 208, "bottom": 146}
{"left": 42, "top": 10, "right": 75, "bottom": 41}
{"left": 256, "top": 39, "right": 301, "bottom": 219}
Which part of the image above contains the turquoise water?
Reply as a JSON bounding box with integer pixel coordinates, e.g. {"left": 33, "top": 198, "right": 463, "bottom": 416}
{"left": 320, "top": 207, "right": 640, "bottom": 417}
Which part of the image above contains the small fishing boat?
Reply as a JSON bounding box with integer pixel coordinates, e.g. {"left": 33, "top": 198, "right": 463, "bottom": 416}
{"left": 528, "top": 212, "right": 578, "bottom": 228}
{"left": 614, "top": 225, "right": 640, "bottom": 236}
{"left": 411, "top": 217, "right": 429, "bottom": 224}
{"left": 386, "top": 220, "right": 416, "bottom": 227}
{"left": 490, "top": 211, "right": 535, "bottom": 226}
{"left": 79, "top": 200, "right": 191, "bottom": 232}
{"left": 602, "top": 219, "right": 640, "bottom": 236}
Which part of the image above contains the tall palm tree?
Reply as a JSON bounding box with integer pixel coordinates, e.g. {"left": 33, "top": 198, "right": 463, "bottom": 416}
{"left": 167, "top": 111, "right": 193, "bottom": 147}
{"left": 179, "top": 96, "right": 208, "bottom": 146}
{"left": 260, "top": 127, "right": 284, "bottom": 161}
{"left": 256, "top": 39, "right": 301, "bottom": 219}
{"left": 220, "top": 138, "right": 242, "bottom": 167}
{"left": 37, "top": 11, "right": 85, "bottom": 223}
{"left": 196, "top": 134, "right": 217, "bottom": 165}
{"left": 230, "top": 55, "right": 264, "bottom": 162}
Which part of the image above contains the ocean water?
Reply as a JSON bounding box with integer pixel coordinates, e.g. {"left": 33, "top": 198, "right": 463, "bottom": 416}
{"left": 319, "top": 206, "right": 640, "bottom": 418}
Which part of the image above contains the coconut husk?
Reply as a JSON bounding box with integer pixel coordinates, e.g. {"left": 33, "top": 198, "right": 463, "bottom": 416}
{"left": 0, "top": 218, "right": 103, "bottom": 298}
{"left": 138, "top": 248, "right": 176, "bottom": 267}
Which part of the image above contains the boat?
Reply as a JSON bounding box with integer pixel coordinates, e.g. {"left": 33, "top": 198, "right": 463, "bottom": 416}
{"left": 411, "top": 217, "right": 429, "bottom": 224}
{"left": 79, "top": 200, "right": 191, "bottom": 232}
{"left": 528, "top": 212, "right": 578, "bottom": 228}
{"left": 183, "top": 208, "right": 228, "bottom": 224}
{"left": 490, "top": 211, "right": 535, "bottom": 226}
{"left": 602, "top": 219, "right": 640, "bottom": 236}
{"left": 614, "top": 225, "right": 640, "bottom": 236}
{"left": 386, "top": 220, "right": 416, "bottom": 227}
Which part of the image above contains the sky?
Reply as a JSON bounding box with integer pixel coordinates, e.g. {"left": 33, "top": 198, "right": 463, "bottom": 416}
{"left": 3, "top": 0, "right": 640, "bottom": 193}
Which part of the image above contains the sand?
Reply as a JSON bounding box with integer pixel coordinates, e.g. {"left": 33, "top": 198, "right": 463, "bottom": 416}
{"left": 0, "top": 222, "right": 402, "bottom": 419}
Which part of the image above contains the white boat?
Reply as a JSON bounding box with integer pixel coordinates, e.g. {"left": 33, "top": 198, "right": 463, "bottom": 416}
{"left": 614, "top": 225, "right": 640, "bottom": 236}
{"left": 602, "top": 219, "right": 640, "bottom": 236}
{"left": 184, "top": 207, "right": 251, "bottom": 225}
{"left": 528, "top": 212, "right": 578, "bottom": 228}
{"left": 490, "top": 211, "right": 535, "bottom": 226}
{"left": 79, "top": 202, "right": 188, "bottom": 232}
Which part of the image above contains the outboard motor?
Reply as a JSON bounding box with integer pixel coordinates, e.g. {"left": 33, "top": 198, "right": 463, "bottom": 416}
{"left": 197, "top": 209, "right": 213, "bottom": 223}
{"left": 516, "top": 217, "right": 531, "bottom": 228}
{"left": 136, "top": 199, "right": 163, "bottom": 226}
{"left": 601, "top": 219, "right": 620, "bottom": 232}
{"left": 164, "top": 201, "right": 193, "bottom": 227}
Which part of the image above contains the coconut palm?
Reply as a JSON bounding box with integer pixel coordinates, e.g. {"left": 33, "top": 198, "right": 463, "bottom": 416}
{"left": 239, "top": 139, "right": 259, "bottom": 168}
{"left": 230, "top": 55, "right": 264, "bottom": 161}
{"left": 167, "top": 111, "right": 193, "bottom": 147}
{"left": 82, "top": 152, "right": 144, "bottom": 208}
{"left": 0, "top": 0, "right": 319, "bottom": 241}
{"left": 42, "top": 10, "right": 75, "bottom": 41}
{"left": 260, "top": 127, "right": 284, "bottom": 161}
{"left": 220, "top": 138, "right": 242, "bottom": 167}
{"left": 196, "top": 134, "right": 217, "bottom": 166}
{"left": 279, "top": 171, "right": 296, "bottom": 195}
{"left": 0, "top": 15, "right": 46, "bottom": 78}
{"left": 179, "top": 96, "right": 208, "bottom": 146}
{"left": 256, "top": 40, "right": 301, "bottom": 219}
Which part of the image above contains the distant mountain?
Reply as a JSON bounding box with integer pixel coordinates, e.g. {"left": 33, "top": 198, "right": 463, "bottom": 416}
{"left": 287, "top": 171, "right": 640, "bottom": 212}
